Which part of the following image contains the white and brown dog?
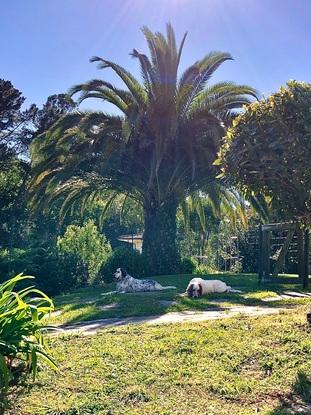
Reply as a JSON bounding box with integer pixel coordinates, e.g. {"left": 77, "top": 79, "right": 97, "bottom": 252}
{"left": 186, "top": 277, "right": 242, "bottom": 298}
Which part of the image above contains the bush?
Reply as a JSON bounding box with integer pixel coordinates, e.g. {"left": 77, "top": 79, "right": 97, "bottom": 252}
{"left": 99, "top": 247, "right": 147, "bottom": 283}
{"left": 195, "top": 264, "right": 219, "bottom": 275}
{"left": 0, "top": 247, "right": 86, "bottom": 296}
{"left": 33, "top": 250, "right": 88, "bottom": 295}
{"left": 57, "top": 220, "right": 112, "bottom": 283}
{"left": 0, "top": 274, "right": 57, "bottom": 406}
{"left": 180, "top": 257, "right": 197, "bottom": 274}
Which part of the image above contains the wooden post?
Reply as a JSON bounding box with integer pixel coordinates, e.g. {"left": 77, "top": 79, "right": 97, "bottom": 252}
{"left": 258, "top": 225, "right": 263, "bottom": 283}
{"left": 262, "top": 229, "right": 271, "bottom": 281}
{"left": 297, "top": 227, "right": 304, "bottom": 283}
{"left": 303, "top": 230, "right": 309, "bottom": 289}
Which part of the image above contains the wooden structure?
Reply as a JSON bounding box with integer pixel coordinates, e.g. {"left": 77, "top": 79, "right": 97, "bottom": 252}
{"left": 117, "top": 234, "right": 143, "bottom": 252}
{"left": 258, "top": 223, "right": 310, "bottom": 288}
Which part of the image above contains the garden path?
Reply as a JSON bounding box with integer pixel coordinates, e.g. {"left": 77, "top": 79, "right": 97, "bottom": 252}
{"left": 53, "top": 304, "right": 288, "bottom": 336}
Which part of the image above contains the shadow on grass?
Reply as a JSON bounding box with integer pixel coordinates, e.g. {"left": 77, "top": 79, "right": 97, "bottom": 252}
{"left": 50, "top": 273, "right": 311, "bottom": 326}
{"left": 268, "top": 371, "right": 311, "bottom": 414}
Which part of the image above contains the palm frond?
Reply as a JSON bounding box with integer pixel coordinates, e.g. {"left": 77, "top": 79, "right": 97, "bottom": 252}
{"left": 89, "top": 56, "right": 147, "bottom": 106}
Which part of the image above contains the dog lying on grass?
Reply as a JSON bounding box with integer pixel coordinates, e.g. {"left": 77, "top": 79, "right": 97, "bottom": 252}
{"left": 103, "top": 268, "right": 177, "bottom": 294}
{"left": 186, "top": 277, "right": 242, "bottom": 298}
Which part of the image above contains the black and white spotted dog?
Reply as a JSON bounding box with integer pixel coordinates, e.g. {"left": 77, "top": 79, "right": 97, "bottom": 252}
{"left": 113, "top": 268, "right": 176, "bottom": 293}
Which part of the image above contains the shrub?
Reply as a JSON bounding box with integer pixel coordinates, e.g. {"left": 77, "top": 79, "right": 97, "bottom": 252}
{"left": 99, "top": 247, "right": 147, "bottom": 283}
{"left": 195, "top": 264, "right": 219, "bottom": 275}
{"left": 57, "top": 220, "right": 112, "bottom": 283}
{"left": 0, "top": 247, "right": 85, "bottom": 296}
{"left": 33, "top": 250, "right": 88, "bottom": 295}
{"left": 180, "top": 257, "right": 197, "bottom": 274}
{"left": 0, "top": 274, "right": 57, "bottom": 406}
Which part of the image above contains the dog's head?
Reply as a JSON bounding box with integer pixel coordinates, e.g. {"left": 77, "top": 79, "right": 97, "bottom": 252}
{"left": 113, "top": 267, "right": 127, "bottom": 282}
{"left": 186, "top": 282, "right": 203, "bottom": 298}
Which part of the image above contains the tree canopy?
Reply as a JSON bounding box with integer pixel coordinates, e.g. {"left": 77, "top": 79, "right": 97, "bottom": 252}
{"left": 0, "top": 79, "right": 36, "bottom": 158}
{"left": 218, "top": 81, "right": 311, "bottom": 226}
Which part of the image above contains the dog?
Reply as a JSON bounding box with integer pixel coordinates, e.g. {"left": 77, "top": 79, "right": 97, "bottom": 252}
{"left": 186, "top": 277, "right": 242, "bottom": 298}
{"left": 112, "top": 268, "right": 176, "bottom": 293}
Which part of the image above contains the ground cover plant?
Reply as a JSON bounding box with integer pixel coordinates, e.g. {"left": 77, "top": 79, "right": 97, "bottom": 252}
{"left": 46, "top": 273, "right": 311, "bottom": 326}
{"left": 7, "top": 306, "right": 311, "bottom": 415}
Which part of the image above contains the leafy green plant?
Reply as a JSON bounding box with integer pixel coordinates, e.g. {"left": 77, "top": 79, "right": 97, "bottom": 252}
{"left": 57, "top": 220, "right": 111, "bottom": 283}
{"left": 0, "top": 274, "right": 57, "bottom": 402}
{"left": 0, "top": 247, "right": 85, "bottom": 295}
{"left": 180, "top": 257, "right": 197, "bottom": 274}
{"left": 195, "top": 263, "right": 219, "bottom": 275}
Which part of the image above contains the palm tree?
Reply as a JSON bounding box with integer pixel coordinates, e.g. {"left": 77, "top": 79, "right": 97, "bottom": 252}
{"left": 30, "top": 24, "right": 257, "bottom": 275}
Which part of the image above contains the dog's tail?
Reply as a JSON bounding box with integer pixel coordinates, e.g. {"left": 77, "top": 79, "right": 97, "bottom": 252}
{"left": 161, "top": 286, "right": 177, "bottom": 290}
{"left": 227, "top": 287, "right": 242, "bottom": 294}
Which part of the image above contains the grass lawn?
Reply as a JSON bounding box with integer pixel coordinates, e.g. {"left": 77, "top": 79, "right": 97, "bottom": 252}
{"left": 46, "top": 273, "right": 311, "bottom": 326}
{"left": 7, "top": 306, "right": 311, "bottom": 415}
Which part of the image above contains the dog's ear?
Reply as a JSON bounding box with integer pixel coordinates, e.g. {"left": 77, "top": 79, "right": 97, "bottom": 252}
{"left": 120, "top": 268, "right": 127, "bottom": 278}
{"left": 198, "top": 283, "right": 203, "bottom": 297}
{"left": 186, "top": 284, "right": 193, "bottom": 297}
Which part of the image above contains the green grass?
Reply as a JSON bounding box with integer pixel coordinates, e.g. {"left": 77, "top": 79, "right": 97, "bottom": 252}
{"left": 46, "top": 273, "right": 311, "bottom": 326}
{"left": 7, "top": 307, "right": 311, "bottom": 414}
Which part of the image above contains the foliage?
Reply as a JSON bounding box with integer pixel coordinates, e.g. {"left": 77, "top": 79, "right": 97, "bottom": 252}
{"left": 180, "top": 186, "right": 248, "bottom": 234}
{"left": 29, "top": 24, "right": 257, "bottom": 275}
{"left": 178, "top": 185, "right": 250, "bottom": 265}
{"left": 0, "top": 79, "right": 36, "bottom": 158}
{"left": 82, "top": 194, "right": 144, "bottom": 249}
{"left": 180, "top": 257, "right": 197, "bottom": 274}
{"left": 218, "top": 80, "right": 311, "bottom": 226}
{"left": 0, "top": 79, "right": 24, "bottom": 131}
{"left": 0, "top": 87, "right": 80, "bottom": 270}
{"left": 0, "top": 157, "right": 29, "bottom": 243}
{"left": 0, "top": 274, "right": 57, "bottom": 405}
{"left": 0, "top": 247, "right": 85, "bottom": 296}
{"left": 195, "top": 263, "right": 219, "bottom": 275}
{"left": 239, "top": 236, "right": 258, "bottom": 273}
{"left": 0, "top": 81, "right": 76, "bottom": 160}
{"left": 57, "top": 220, "right": 111, "bottom": 283}
{"left": 99, "top": 246, "right": 147, "bottom": 283}
{"left": 32, "top": 94, "right": 76, "bottom": 137}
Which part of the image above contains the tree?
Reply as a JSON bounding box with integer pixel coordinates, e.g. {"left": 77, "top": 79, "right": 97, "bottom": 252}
{"left": 0, "top": 79, "right": 36, "bottom": 158}
{"left": 0, "top": 88, "right": 76, "bottom": 240}
{"left": 30, "top": 24, "right": 257, "bottom": 275}
{"left": 32, "top": 94, "right": 76, "bottom": 136}
{"left": 0, "top": 157, "right": 29, "bottom": 248}
{"left": 0, "top": 79, "right": 75, "bottom": 160}
{"left": 218, "top": 81, "right": 311, "bottom": 227}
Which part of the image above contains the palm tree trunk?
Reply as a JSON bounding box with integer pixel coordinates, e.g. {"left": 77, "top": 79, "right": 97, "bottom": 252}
{"left": 142, "top": 201, "right": 180, "bottom": 275}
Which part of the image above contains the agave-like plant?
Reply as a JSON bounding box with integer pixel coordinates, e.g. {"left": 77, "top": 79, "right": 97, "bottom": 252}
{"left": 0, "top": 274, "right": 57, "bottom": 400}
{"left": 30, "top": 24, "right": 257, "bottom": 274}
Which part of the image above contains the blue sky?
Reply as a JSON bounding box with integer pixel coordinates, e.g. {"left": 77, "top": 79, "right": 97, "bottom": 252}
{"left": 1, "top": 0, "right": 310, "bottom": 112}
